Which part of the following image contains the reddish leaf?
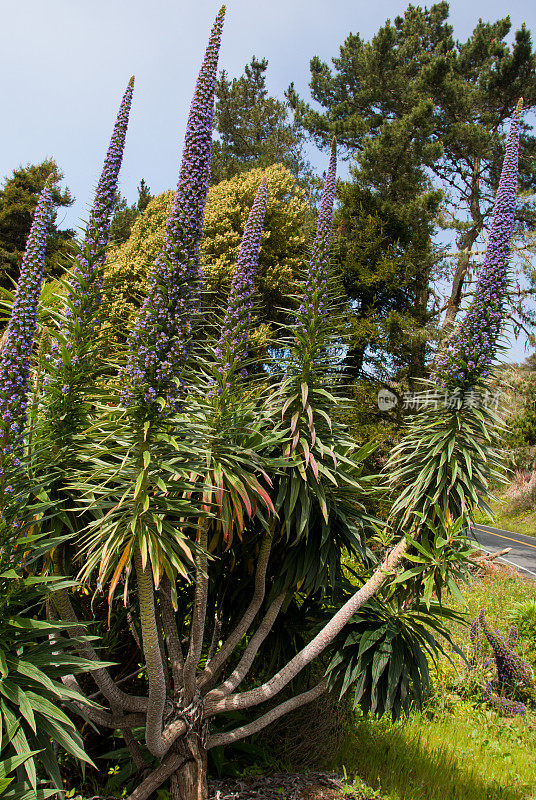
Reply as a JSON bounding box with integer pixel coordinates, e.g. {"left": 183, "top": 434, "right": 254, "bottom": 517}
{"left": 281, "top": 393, "right": 298, "bottom": 419}
{"left": 107, "top": 540, "right": 132, "bottom": 603}
{"left": 302, "top": 437, "right": 310, "bottom": 467}
{"left": 229, "top": 486, "right": 245, "bottom": 531}
{"left": 251, "top": 478, "right": 275, "bottom": 514}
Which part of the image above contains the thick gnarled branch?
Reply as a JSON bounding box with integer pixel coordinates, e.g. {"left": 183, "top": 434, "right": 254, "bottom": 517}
{"left": 199, "top": 531, "right": 272, "bottom": 691}
{"left": 183, "top": 525, "right": 209, "bottom": 703}
{"left": 207, "top": 681, "right": 326, "bottom": 749}
{"left": 52, "top": 582, "right": 148, "bottom": 713}
{"left": 127, "top": 752, "right": 188, "bottom": 800}
{"left": 206, "top": 537, "right": 408, "bottom": 717}
{"left": 159, "top": 575, "right": 184, "bottom": 691}
{"left": 207, "top": 593, "right": 285, "bottom": 701}
{"left": 134, "top": 547, "right": 169, "bottom": 757}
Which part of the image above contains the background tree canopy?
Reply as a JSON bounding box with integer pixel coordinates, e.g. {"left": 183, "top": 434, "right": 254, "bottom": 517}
{"left": 210, "top": 55, "right": 313, "bottom": 192}
{"left": 103, "top": 162, "right": 312, "bottom": 331}
{"left": 108, "top": 178, "right": 153, "bottom": 246}
{"left": 289, "top": 1, "right": 536, "bottom": 381}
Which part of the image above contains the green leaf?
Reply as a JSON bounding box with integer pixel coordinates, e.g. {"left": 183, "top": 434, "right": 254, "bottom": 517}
{"left": 0, "top": 777, "right": 13, "bottom": 792}
{"left": 38, "top": 718, "right": 94, "bottom": 767}
{"left": 0, "top": 683, "right": 35, "bottom": 734}
{"left": 10, "top": 661, "right": 56, "bottom": 694}
{"left": 24, "top": 692, "right": 77, "bottom": 729}
{"left": 423, "top": 574, "right": 434, "bottom": 610}
{"left": 10, "top": 723, "right": 36, "bottom": 790}
{"left": 0, "top": 651, "right": 8, "bottom": 679}
{"left": 134, "top": 470, "right": 145, "bottom": 500}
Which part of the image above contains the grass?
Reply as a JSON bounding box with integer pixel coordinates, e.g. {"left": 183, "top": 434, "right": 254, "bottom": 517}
{"left": 474, "top": 496, "right": 536, "bottom": 537}
{"left": 332, "top": 570, "right": 536, "bottom": 800}
{"left": 338, "top": 711, "right": 536, "bottom": 800}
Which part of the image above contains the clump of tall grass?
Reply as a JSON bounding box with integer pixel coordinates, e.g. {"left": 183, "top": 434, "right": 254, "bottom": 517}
{"left": 337, "top": 710, "right": 536, "bottom": 800}
{"left": 505, "top": 470, "right": 536, "bottom": 513}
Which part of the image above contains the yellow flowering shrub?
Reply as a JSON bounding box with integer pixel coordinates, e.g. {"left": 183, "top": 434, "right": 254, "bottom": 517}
{"left": 102, "top": 163, "right": 311, "bottom": 329}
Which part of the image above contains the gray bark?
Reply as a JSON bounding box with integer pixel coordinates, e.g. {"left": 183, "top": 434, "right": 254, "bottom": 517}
{"left": 207, "top": 681, "right": 326, "bottom": 749}
{"left": 134, "top": 547, "right": 168, "bottom": 757}
{"left": 52, "top": 583, "right": 148, "bottom": 713}
{"left": 199, "top": 532, "right": 272, "bottom": 691}
{"left": 207, "top": 593, "right": 285, "bottom": 700}
{"left": 160, "top": 575, "right": 184, "bottom": 691}
{"left": 183, "top": 526, "right": 209, "bottom": 704}
{"left": 205, "top": 537, "right": 408, "bottom": 717}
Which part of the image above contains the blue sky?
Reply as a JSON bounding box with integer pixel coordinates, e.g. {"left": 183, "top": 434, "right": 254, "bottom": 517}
{"left": 2, "top": 0, "right": 535, "bottom": 359}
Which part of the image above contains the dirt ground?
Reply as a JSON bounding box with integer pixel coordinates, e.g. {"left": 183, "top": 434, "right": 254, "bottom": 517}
{"left": 209, "top": 771, "right": 370, "bottom": 799}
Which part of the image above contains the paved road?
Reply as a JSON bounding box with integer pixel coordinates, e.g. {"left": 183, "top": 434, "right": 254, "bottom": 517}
{"left": 471, "top": 524, "right": 536, "bottom": 580}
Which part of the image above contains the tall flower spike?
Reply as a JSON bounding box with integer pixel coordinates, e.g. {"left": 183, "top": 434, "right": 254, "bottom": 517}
{"left": 478, "top": 609, "right": 533, "bottom": 689}
{"left": 435, "top": 101, "right": 522, "bottom": 389}
{"left": 298, "top": 137, "right": 337, "bottom": 326}
{"left": 0, "top": 180, "right": 53, "bottom": 478}
{"left": 216, "top": 180, "right": 267, "bottom": 378}
{"left": 124, "top": 7, "right": 225, "bottom": 410}
{"left": 69, "top": 76, "right": 135, "bottom": 327}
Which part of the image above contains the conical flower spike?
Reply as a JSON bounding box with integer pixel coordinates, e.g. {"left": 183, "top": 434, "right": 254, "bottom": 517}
{"left": 216, "top": 180, "right": 267, "bottom": 377}
{"left": 44, "top": 77, "right": 134, "bottom": 419}
{"left": 0, "top": 180, "right": 53, "bottom": 465}
{"left": 435, "top": 101, "right": 521, "bottom": 389}
{"left": 298, "top": 138, "right": 337, "bottom": 326}
{"left": 70, "top": 76, "right": 135, "bottom": 325}
{"left": 158, "top": 5, "right": 225, "bottom": 286}
{"left": 124, "top": 7, "right": 225, "bottom": 410}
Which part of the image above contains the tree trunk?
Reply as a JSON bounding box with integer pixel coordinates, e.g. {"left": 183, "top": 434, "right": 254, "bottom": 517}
{"left": 127, "top": 732, "right": 208, "bottom": 800}
{"left": 174, "top": 735, "right": 208, "bottom": 800}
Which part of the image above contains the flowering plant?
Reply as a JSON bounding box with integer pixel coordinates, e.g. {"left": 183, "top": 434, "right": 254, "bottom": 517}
{"left": 0, "top": 8, "right": 523, "bottom": 800}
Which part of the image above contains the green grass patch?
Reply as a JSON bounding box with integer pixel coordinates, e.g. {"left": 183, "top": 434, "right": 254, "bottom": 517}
{"left": 333, "top": 571, "right": 536, "bottom": 800}
{"left": 474, "top": 497, "right": 536, "bottom": 537}
{"left": 338, "top": 708, "right": 536, "bottom": 800}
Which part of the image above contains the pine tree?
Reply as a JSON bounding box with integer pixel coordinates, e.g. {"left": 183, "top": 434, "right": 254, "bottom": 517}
{"left": 210, "top": 56, "right": 312, "bottom": 188}
{"left": 109, "top": 179, "right": 153, "bottom": 245}
{"left": 290, "top": 2, "right": 536, "bottom": 376}
{"left": 136, "top": 178, "right": 152, "bottom": 213}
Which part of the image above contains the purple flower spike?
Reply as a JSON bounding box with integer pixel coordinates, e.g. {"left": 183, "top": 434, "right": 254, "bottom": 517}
{"left": 0, "top": 180, "right": 53, "bottom": 465}
{"left": 435, "top": 101, "right": 522, "bottom": 390}
{"left": 44, "top": 78, "right": 134, "bottom": 416}
{"left": 216, "top": 180, "right": 267, "bottom": 374}
{"left": 157, "top": 6, "right": 225, "bottom": 286}
{"left": 123, "top": 7, "right": 225, "bottom": 411}
{"left": 298, "top": 138, "right": 337, "bottom": 327}
{"left": 70, "top": 76, "right": 135, "bottom": 326}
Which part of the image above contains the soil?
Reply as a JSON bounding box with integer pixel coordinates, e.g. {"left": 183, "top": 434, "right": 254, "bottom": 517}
{"left": 208, "top": 771, "right": 369, "bottom": 799}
